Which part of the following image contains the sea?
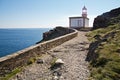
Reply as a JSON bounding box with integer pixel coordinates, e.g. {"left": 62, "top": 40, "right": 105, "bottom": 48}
{"left": 0, "top": 28, "right": 50, "bottom": 57}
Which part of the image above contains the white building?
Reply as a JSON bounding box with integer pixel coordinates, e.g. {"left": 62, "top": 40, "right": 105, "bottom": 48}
{"left": 69, "top": 6, "right": 89, "bottom": 29}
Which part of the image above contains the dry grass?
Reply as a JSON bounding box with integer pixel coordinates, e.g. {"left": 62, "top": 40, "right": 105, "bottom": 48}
{"left": 87, "top": 23, "right": 120, "bottom": 80}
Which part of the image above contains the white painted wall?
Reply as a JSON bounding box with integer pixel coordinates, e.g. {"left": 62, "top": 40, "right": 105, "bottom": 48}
{"left": 85, "top": 18, "right": 89, "bottom": 27}
{"left": 70, "top": 18, "right": 83, "bottom": 28}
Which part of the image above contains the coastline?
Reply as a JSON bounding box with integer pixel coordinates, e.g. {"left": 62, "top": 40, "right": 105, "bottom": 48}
{"left": 0, "top": 27, "right": 78, "bottom": 77}
{"left": 0, "top": 28, "right": 50, "bottom": 57}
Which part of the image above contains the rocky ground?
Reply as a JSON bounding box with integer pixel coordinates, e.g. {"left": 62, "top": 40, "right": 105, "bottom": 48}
{"left": 10, "top": 31, "right": 90, "bottom": 80}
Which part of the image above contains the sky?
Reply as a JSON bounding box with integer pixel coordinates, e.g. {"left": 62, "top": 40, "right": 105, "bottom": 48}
{"left": 0, "top": 0, "right": 120, "bottom": 28}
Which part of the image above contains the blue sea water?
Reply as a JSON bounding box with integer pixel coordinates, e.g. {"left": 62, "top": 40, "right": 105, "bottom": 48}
{"left": 0, "top": 28, "right": 50, "bottom": 57}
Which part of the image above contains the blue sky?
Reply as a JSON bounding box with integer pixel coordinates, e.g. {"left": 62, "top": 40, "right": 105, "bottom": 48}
{"left": 0, "top": 0, "right": 120, "bottom": 28}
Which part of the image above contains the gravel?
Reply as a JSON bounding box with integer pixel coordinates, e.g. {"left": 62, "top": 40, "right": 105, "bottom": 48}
{"left": 11, "top": 31, "right": 90, "bottom": 80}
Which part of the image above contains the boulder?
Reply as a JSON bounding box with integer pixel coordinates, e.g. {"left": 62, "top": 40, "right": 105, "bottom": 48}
{"left": 55, "top": 59, "right": 64, "bottom": 64}
{"left": 50, "top": 59, "right": 64, "bottom": 70}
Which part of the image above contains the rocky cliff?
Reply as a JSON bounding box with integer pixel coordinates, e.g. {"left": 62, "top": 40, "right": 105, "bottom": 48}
{"left": 87, "top": 7, "right": 120, "bottom": 80}
{"left": 37, "top": 26, "right": 74, "bottom": 43}
{"left": 93, "top": 7, "right": 120, "bottom": 29}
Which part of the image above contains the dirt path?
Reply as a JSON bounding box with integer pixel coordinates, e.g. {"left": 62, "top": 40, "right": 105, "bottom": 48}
{"left": 11, "top": 31, "right": 90, "bottom": 80}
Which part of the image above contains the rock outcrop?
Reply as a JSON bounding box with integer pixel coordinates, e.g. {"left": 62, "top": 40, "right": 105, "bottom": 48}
{"left": 37, "top": 26, "right": 75, "bottom": 43}
{"left": 87, "top": 7, "right": 120, "bottom": 80}
{"left": 93, "top": 7, "right": 120, "bottom": 29}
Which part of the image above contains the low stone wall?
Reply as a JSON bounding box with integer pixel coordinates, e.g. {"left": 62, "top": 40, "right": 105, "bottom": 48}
{"left": 0, "top": 29, "right": 78, "bottom": 77}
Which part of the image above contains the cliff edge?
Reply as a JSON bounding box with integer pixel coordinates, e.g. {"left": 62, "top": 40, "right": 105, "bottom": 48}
{"left": 37, "top": 26, "right": 74, "bottom": 43}
{"left": 93, "top": 7, "right": 120, "bottom": 29}
{"left": 87, "top": 7, "right": 120, "bottom": 80}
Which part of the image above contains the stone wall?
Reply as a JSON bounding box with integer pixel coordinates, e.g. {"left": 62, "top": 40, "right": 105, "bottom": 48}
{"left": 0, "top": 29, "right": 78, "bottom": 77}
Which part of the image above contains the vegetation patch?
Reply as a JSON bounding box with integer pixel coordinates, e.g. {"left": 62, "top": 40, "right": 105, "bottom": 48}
{"left": 0, "top": 68, "right": 21, "bottom": 80}
{"left": 50, "top": 57, "right": 61, "bottom": 70}
{"left": 50, "top": 57, "right": 58, "bottom": 67}
{"left": 87, "top": 23, "right": 120, "bottom": 80}
{"left": 27, "top": 57, "right": 36, "bottom": 65}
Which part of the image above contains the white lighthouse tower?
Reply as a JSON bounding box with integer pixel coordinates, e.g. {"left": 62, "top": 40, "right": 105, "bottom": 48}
{"left": 69, "top": 6, "right": 89, "bottom": 29}
{"left": 82, "top": 6, "right": 87, "bottom": 18}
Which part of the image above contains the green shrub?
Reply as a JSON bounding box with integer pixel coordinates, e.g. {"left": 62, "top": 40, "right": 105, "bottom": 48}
{"left": 27, "top": 57, "right": 36, "bottom": 65}
{"left": 50, "top": 57, "right": 58, "bottom": 67}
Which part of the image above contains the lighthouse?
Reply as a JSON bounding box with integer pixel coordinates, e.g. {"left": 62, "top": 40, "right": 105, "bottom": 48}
{"left": 69, "top": 6, "right": 89, "bottom": 29}
{"left": 82, "top": 6, "right": 87, "bottom": 18}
